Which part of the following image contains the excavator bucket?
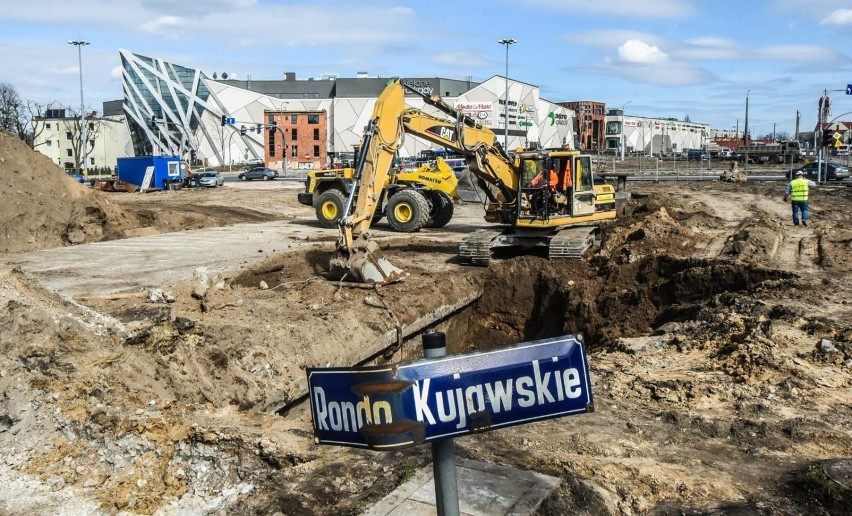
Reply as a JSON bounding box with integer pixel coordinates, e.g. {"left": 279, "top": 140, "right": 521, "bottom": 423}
{"left": 329, "top": 234, "right": 407, "bottom": 284}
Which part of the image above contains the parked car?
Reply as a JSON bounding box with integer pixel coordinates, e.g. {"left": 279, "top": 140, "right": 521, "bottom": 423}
{"left": 718, "top": 149, "right": 734, "bottom": 159}
{"left": 789, "top": 162, "right": 851, "bottom": 181}
{"left": 238, "top": 167, "right": 279, "bottom": 181}
{"left": 686, "top": 149, "right": 710, "bottom": 160}
{"left": 197, "top": 171, "right": 225, "bottom": 187}
{"left": 65, "top": 170, "right": 85, "bottom": 183}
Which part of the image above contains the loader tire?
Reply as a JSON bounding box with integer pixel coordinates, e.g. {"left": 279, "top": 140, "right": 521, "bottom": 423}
{"left": 315, "top": 189, "right": 346, "bottom": 228}
{"left": 386, "top": 190, "right": 429, "bottom": 232}
{"left": 424, "top": 190, "right": 454, "bottom": 228}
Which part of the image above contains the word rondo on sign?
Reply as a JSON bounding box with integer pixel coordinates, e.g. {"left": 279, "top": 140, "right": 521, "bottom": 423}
{"left": 306, "top": 334, "right": 594, "bottom": 451}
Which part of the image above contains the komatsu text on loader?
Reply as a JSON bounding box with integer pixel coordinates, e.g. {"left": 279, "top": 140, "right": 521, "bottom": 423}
{"left": 330, "top": 78, "right": 620, "bottom": 284}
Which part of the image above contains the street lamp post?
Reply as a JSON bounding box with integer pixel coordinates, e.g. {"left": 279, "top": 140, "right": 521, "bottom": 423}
{"left": 68, "top": 40, "right": 90, "bottom": 175}
{"left": 621, "top": 101, "right": 632, "bottom": 161}
{"left": 498, "top": 38, "right": 517, "bottom": 150}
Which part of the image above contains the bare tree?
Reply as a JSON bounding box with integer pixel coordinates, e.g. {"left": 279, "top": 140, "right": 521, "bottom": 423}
{"left": 64, "top": 108, "right": 104, "bottom": 171}
{"left": 0, "top": 82, "right": 24, "bottom": 138}
{"left": 22, "top": 100, "right": 59, "bottom": 149}
{"left": 211, "top": 117, "right": 228, "bottom": 165}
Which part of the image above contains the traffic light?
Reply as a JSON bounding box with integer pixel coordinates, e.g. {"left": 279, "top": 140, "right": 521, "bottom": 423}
{"left": 240, "top": 125, "right": 246, "bottom": 136}
{"left": 190, "top": 149, "right": 197, "bottom": 161}
{"left": 220, "top": 114, "right": 227, "bottom": 126}
{"left": 823, "top": 129, "right": 835, "bottom": 147}
{"left": 256, "top": 124, "right": 262, "bottom": 134}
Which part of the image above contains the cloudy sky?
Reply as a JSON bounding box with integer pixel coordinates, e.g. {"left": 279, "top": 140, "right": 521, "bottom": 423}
{"left": 3, "top": 0, "right": 852, "bottom": 136}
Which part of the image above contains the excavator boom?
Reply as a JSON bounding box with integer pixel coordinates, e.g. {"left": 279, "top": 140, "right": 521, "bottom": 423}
{"left": 329, "top": 81, "right": 408, "bottom": 284}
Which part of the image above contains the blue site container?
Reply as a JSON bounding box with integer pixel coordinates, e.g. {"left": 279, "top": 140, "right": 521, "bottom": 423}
{"left": 116, "top": 155, "right": 183, "bottom": 189}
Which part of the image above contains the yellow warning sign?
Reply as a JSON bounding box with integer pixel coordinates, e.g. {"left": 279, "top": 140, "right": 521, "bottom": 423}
{"left": 835, "top": 140, "right": 843, "bottom": 148}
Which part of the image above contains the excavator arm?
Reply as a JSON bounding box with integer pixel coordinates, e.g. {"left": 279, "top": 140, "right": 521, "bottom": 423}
{"left": 328, "top": 80, "right": 408, "bottom": 284}
{"left": 397, "top": 107, "right": 518, "bottom": 209}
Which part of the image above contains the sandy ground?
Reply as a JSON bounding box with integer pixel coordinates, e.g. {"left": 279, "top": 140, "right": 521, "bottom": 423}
{"left": 1, "top": 134, "right": 851, "bottom": 515}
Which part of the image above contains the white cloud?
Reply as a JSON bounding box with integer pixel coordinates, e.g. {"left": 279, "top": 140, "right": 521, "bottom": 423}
{"left": 630, "top": 62, "right": 711, "bottom": 86}
{"left": 759, "top": 44, "right": 849, "bottom": 63}
{"left": 618, "top": 40, "right": 668, "bottom": 64}
{"left": 139, "top": 0, "right": 257, "bottom": 16}
{"left": 432, "top": 50, "right": 491, "bottom": 69}
{"left": 140, "top": 15, "right": 187, "bottom": 35}
{"left": 576, "top": 61, "right": 712, "bottom": 87}
{"left": 565, "top": 30, "right": 665, "bottom": 49}
{"left": 524, "top": 0, "right": 696, "bottom": 18}
{"left": 820, "top": 9, "right": 852, "bottom": 25}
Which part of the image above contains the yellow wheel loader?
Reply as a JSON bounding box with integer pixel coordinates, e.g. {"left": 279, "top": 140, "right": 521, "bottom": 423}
{"left": 297, "top": 158, "right": 459, "bottom": 230}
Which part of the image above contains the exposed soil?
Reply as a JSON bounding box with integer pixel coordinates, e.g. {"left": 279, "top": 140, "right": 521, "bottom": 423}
{"left": 1, "top": 133, "right": 851, "bottom": 515}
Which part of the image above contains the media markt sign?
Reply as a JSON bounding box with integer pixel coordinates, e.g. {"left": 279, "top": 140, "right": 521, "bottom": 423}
{"left": 306, "top": 335, "right": 594, "bottom": 450}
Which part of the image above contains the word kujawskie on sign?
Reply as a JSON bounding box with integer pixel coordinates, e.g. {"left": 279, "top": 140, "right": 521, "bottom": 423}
{"left": 306, "top": 335, "right": 593, "bottom": 451}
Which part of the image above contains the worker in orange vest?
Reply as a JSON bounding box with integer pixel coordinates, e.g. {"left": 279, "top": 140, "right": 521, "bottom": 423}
{"left": 529, "top": 167, "right": 558, "bottom": 192}
{"left": 561, "top": 160, "right": 573, "bottom": 191}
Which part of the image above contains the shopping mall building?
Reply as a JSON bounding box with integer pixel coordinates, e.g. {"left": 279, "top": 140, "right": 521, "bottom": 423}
{"left": 119, "top": 50, "right": 578, "bottom": 170}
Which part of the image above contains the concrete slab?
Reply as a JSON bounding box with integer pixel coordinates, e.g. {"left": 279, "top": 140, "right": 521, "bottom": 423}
{"left": 6, "top": 205, "right": 488, "bottom": 298}
{"left": 364, "top": 457, "right": 560, "bottom": 516}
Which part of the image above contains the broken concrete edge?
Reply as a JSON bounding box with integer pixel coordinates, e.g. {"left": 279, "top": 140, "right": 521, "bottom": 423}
{"left": 367, "top": 291, "right": 483, "bottom": 359}
{"left": 266, "top": 290, "right": 483, "bottom": 415}
{"left": 3, "top": 266, "right": 133, "bottom": 341}
{"left": 363, "top": 457, "right": 561, "bottom": 516}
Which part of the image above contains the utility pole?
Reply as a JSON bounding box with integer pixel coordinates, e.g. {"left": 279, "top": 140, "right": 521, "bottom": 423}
{"left": 498, "top": 38, "right": 517, "bottom": 150}
{"left": 69, "top": 40, "right": 90, "bottom": 174}
{"left": 621, "top": 101, "right": 632, "bottom": 161}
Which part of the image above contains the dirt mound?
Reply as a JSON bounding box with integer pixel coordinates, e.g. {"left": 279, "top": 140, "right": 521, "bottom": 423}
{"left": 0, "top": 131, "right": 132, "bottom": 253}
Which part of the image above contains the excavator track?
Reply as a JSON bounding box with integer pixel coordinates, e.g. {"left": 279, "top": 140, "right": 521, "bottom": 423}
{"left": 460, "top": 226, "right": 600, "bottom": 265}
{"left": 459, "top": 229, "right": 504, "bottom": 266}
{"left": 548, "top": 226, "right": 599, "bottom": 260}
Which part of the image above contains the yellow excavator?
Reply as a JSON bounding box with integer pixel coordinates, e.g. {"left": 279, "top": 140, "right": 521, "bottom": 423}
{"left": 330, "top": 78, "right": 618, "bottom": 284}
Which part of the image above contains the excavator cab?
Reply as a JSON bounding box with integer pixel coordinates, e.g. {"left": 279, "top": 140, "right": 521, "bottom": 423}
{"left": 517, "top": 152, "right": 594, "bottom": 220}
{"left": 518, "top": 157, "right": 556, "bottom": 219}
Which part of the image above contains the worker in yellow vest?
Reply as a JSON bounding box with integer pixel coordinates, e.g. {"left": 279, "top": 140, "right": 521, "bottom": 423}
{"left": 783, "top": 170, "right": 816, "bottom": 226}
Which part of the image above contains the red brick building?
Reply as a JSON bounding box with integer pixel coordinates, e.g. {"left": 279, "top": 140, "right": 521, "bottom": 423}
{"left": 264, "top": 110, "right": 328, "bottom": 170}
{"left": 560, "top": 101, "right": 605, "bottom": 152}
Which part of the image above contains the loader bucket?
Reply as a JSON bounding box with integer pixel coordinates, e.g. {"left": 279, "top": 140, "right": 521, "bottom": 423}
{"left": 329, "top": 235, "right": 407, "bottom": 284}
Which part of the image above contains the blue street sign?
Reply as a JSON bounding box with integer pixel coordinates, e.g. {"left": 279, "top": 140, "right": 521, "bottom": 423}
{"left": 847, "top": 84, "right": 852, "bottom": 95}
{"left": 226, "top": 117, "right": 236, "bottom": 125}
{"left": 306, "top": 335, "right": 593, "bottom": 451}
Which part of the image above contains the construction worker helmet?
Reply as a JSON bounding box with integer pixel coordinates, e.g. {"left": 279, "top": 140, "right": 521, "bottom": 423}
{"left": 795, "top": 170, "right": 804, "bottom": 176}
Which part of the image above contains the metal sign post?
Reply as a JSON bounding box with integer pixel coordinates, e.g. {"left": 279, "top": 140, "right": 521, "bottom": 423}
{"left": 423, "top": 332, "right": 460, "bottom": 516}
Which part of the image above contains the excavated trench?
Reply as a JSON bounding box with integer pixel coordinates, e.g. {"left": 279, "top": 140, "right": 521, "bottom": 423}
{"left": 430, "top": 254, "right": 794, "bottom": 354}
